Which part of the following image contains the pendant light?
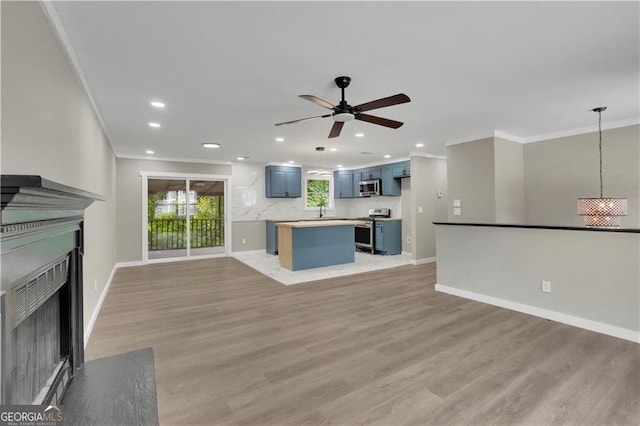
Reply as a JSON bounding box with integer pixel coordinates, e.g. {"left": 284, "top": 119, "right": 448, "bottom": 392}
{"left": 307, "top": 146, "right": 331, "bottom": 176}
{"left": 577, "top": 107, "right": 627, "bottom": 228}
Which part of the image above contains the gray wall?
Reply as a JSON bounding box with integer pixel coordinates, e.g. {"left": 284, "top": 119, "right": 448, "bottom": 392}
{"left": 410, "top": 156, "right": 448, "bottom": 261}
{"left": 231, "top": 221, "right": 266, "bottom": 252}
{"left": 446, "top": 137, "right": 496, "bottom": 222}
{"left": 524, "top": 125, "right": 639, "bottom": 228}
{"left": 401, "top": 178, "right": 412, "bottom": 253}
{"left": 116, "top": 158, "right": 231, "bottom": 262}
{"left": 435, "top": 225, "right": 640, "bottom": 338}
{"left": 494, "top": 137, "right": 525, "bottom": 223}
{"left": 1, "top": 2, "right": 117, "bottom": 333}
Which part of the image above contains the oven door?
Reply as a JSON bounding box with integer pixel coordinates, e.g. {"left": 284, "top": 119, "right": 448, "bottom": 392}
{"left": 354, "top": 224, "right": 373, "bottom": 250}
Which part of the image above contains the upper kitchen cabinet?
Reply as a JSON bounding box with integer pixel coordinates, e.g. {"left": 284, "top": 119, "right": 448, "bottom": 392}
{"left": 334, "top": 170, "right": 359, "bottom": 198}
{"left": 392, "top": 161, "right": 410, "bottom": 178}
{"left": 265, "top": 165, "right": 302, "bottom": 198}
{"left": 381, "top": 164, "right": 401, "bottom": 196}
{"left": 360, "top": 167, "right": 382, "bottom": 181}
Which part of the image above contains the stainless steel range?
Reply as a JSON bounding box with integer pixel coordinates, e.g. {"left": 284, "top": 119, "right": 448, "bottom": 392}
{"left": 354, "top": 208, "right": 391, "bottom": 253}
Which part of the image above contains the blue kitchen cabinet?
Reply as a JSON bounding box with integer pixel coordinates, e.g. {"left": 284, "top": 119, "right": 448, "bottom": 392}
{"left": 360, "top": 167, "right": 382, "bottom": 181}
{"left": 266, "top": 220, "right": 279, "bottom": 254}
{"left": 265, "top": 166, "right": 301, "bottom": 198}
{"left": 334, "top": 170, "right": 360, "bottom": 198}
{"left": 375, "top": 220, "right": 402, "bottom": 255}
{"left": 381, "top": 164, "right": 401, "bottom": 196}
{"left": 392, "top": 161, "right": 411, "bottom": 178}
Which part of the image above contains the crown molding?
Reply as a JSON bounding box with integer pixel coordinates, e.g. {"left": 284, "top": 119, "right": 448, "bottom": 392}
{"left": 117, "top": 153, "right": 232, "bottom": 166}
{"left": 493, "top": 131, "right": 527, "bottom": 143}
{"left": 443, "top": 118, "right": 640, "bottom": 149}
{"left": 409, "top": 152, "right": 447, "bottom": 160}
{"left": 523, "top": 118, "right": 640, "bottom": 143}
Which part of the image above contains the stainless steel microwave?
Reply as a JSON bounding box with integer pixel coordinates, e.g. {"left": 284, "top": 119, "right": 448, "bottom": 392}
{"left": 359, "top": 179, "right": 381, "bottom": 197}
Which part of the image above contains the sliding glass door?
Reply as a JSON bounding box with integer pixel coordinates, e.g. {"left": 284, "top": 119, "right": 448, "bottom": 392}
{"left": 146, "top": 177, "right": 225, "bottom": 261}
{"left": 188, "top": 180, "right": 225, "bottom": 257}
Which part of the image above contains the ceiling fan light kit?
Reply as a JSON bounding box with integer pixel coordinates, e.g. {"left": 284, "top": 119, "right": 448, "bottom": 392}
{"left": 333, "top": 113, "right": 355, "bottom": 122}
{"left": 275, "top": 76, "right": 411, "bottom": 138}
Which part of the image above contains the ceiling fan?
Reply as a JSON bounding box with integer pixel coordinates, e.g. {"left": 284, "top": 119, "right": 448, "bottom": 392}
{"left": 275, "top": 76, "right": 411, "bottom": 138}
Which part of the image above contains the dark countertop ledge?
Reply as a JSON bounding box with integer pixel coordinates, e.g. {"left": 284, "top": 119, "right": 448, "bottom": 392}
{"left": 433, "top": 222, "right": 640, "bottom": 234}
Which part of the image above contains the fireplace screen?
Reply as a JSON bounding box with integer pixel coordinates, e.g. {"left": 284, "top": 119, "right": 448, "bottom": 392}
{"left": 10, "top": 255, "right": 69, "bottom": 404}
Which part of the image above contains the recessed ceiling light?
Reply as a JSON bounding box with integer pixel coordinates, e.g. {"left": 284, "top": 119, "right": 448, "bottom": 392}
{"left": 416, "top": 143, "right": 425, "bottom": 148}
{"left": 145, "top": 150, "right": 154, "bottom": 154}
{"left": 330, "top": 148, "right": 338, "bottom": 152}
{"left": 148, "top": 122, "right": 161, "bottom": 128}
{"left": 150, "top": 101, "right": 165, "bottom": 108}
{"left": 384, "top": 154, "right": 392, "bottom": 159}
{"left": 275, "top": 137, "right": 284, "bottom": 142}
{"left": 237, "top": 156, "right": 249, "bottom": 160}
{"left": 202, "top": 142, "right": 221, "bottom": 149}
{"left": 288, "top": 160, "right": 295, "bottom": 164}
{"left": 355, "top": 133, "right": 364, "bottom": 138}
{"left": 337, "top": 164, "right": 343, "bottom": 168}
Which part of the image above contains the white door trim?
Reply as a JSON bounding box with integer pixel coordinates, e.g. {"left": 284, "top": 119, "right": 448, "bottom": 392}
{"left": 139, "top": 171, "right": 232, "bottom": 264}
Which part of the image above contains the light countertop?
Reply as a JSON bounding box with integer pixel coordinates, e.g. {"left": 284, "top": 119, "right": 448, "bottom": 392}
{"left": 266, "top": 217, "right": 341, "bottom": 222}
{"left": 276, "top": 220, "right": 364, "bottom": 228}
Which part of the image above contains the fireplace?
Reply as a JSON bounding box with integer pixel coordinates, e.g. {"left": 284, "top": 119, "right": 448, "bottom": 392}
{"left": 1, "top": 176, "right": 102, "bottom": 405}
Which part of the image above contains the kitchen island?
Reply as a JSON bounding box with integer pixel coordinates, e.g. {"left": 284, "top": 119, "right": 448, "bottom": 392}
{"left": 277, "top": 220, "right": 360, "bottom": 271}
{"left": 266, "top": 217, "right": 341, "bottom": 255}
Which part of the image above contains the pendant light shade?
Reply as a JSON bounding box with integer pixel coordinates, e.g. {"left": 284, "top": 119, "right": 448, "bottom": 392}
{"left": 577, "top": 107, "right": 628, "bottom": 228}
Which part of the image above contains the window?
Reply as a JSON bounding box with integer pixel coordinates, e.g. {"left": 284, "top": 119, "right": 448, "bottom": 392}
{"left": 304, "top": 175, "right": 333, "bottom": 210}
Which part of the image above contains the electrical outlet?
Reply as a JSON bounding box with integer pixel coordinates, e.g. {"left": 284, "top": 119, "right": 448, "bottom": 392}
{"left": 242, "top": 238, "right": 247, "bottom": 244}
{"left": 417, "top": 206, "right": 423, "bottom": 214}
{"left": 453, "top": 207, "right": 461, "bottom": 216}
{"left": 542, "top": 280, "right": 551, "bottom": 293}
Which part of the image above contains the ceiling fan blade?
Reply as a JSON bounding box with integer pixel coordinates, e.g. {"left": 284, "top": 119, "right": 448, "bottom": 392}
{"left": 354, "top": 93, "right": 411, "bottom": 113}
{"left": 299, "top": 95, "right": 336, "bottom": 110}
{"left": 275, "top": 114, "right": 332, "bottom": 126}
{"left": 328, "top": 121, "right": 344, "bottom": 138}
{"left": 356, "top": 113, "right": 404, "bottom": 129}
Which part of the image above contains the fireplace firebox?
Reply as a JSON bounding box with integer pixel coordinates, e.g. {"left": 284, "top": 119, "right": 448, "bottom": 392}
{"left": 1, "top": 175, "right": 103, "bottom": 405}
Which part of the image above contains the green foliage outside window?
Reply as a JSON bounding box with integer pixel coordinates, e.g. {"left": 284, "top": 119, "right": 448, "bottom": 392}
{"left": 306, "top": 179, "right": 330, "bottom": 208}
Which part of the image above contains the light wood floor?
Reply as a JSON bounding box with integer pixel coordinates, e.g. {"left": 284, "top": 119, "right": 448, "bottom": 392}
{"left": 86, "top": 257, "right": 640, "bottom": 425}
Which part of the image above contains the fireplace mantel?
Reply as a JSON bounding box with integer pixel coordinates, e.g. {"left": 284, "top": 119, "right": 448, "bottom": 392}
{"left": 1, "top": 175, "right": 105, "bottom": 226}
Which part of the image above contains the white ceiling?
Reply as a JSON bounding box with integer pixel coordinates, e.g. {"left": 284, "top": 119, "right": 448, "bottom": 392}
{"left": 48, "top": 1, "right": 639, "bottom": 169}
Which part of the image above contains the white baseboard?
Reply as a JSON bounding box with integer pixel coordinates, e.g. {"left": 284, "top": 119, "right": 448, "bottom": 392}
{"left": 84, "top": 264, "right": 117, "bottom": 348}
{"left": 232, "top": 249, "right": 267, "bottom": 256}
{"left": 435, "top": 283, "right": 640, "bottom": 343}
{"left": 410, "top": 257, "right": 436, "bottom": 265}
{"left": 115, "top": 260, "right": 145, "bottom": 268}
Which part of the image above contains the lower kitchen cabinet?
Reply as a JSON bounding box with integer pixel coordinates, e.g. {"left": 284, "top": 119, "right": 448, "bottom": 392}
{"left": 375, "top": 220, "right": 402, "bottom": 255}
{"left": 266, "top": 221, "right": 279, "bottom": 254}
